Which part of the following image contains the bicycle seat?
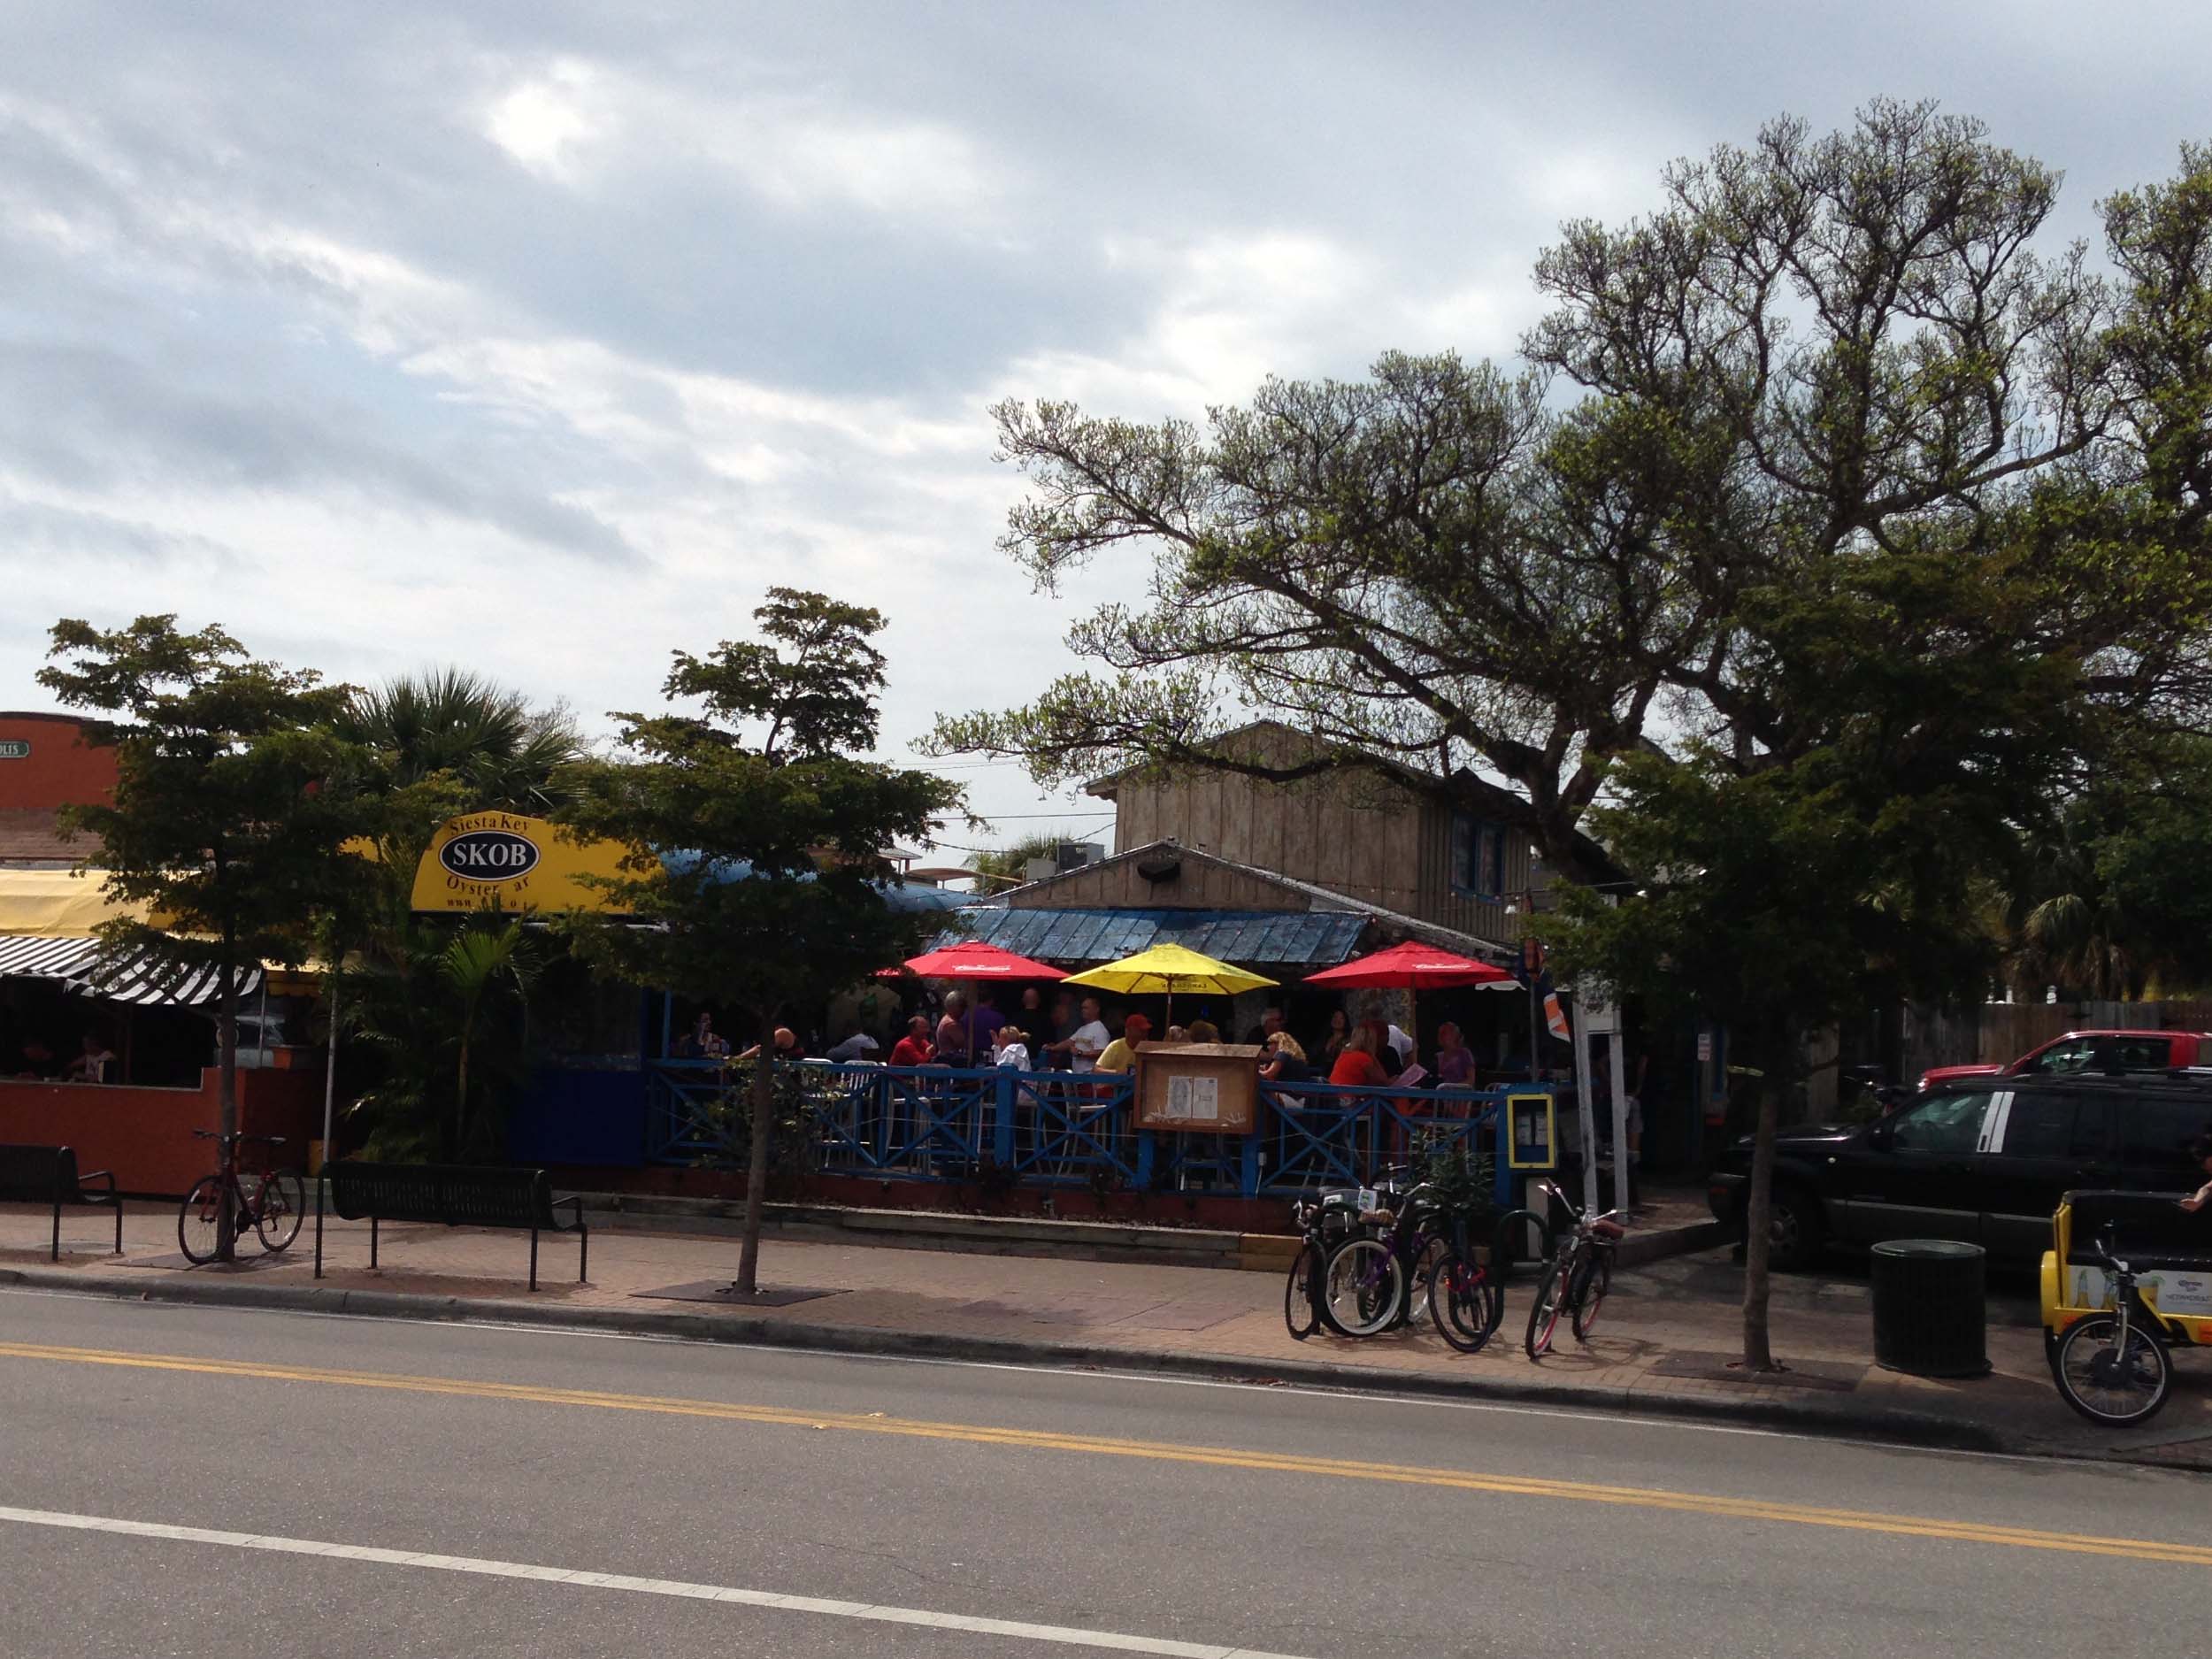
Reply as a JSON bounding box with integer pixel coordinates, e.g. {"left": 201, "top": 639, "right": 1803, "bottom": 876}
{"left": 1591, "top": 1217, "right": 1626, "bottom": 1240}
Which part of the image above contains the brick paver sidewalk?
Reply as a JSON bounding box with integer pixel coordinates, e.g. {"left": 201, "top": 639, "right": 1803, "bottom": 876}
{"left": 3, "top": 1200, "right": 2207, "bottom": 1466}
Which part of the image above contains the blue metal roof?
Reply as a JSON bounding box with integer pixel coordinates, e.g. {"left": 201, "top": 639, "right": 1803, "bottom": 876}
{"left": 942, "top": 907, "right": 1370, "bottom": 968}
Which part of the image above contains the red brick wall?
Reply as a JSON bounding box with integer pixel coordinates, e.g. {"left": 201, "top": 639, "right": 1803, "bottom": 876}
{"left": 0, "top": 713, "right": 118, "bottom": 812}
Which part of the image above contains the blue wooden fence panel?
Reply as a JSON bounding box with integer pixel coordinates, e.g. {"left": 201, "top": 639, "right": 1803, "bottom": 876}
{"left": 645, "top": 1059, "right": 1548, "bottom": 1202}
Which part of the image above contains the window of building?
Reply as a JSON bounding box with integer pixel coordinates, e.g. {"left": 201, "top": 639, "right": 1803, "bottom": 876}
{"left": 1450, "top": 815, "right": 1506, "bottom": 899}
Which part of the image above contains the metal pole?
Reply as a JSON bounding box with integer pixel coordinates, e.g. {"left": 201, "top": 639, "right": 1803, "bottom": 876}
{"left": 315, "top": 968, "right": 339, "bottom": 1279}
{"left": 1608, "top": 1026, "right": 1630, "bottom": 1212}
{"left": 1573, "top": 991, "right": 1599, "bottom": 1217}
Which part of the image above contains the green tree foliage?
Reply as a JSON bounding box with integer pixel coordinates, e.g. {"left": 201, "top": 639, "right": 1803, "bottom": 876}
{"left": 938, "top": 105, "right": 2212, "bottom": 1370}
{"left": 2010, "top": 736, "right": 2212, "bottom": 1000}
{"left": 969, "top": 832, "right": 1064, "bottom": 886}
{"left": 319, "top": 667, "right": 587, "bottom": 1163}
{"left": 37, "top": 616, "right": 369, "bottom": 1258}
{"left": 441, "top": 919, "right": 540, "bottom": 1158}
{"left": 333, "top": 667, "right": 584, "bottom": 816}
{"left": 558, "top": 589, "right": 964, "bottom": 1294}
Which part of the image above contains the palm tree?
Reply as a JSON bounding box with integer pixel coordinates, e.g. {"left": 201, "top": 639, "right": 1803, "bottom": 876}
{"left": 440, "top": 919, "right": 539, "bottom": 1157}
{"left": 334, "top": 667, "right": 585, "bottom": 812}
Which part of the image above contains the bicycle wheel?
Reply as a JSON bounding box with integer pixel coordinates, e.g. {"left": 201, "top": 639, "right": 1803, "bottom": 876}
{"left": 1403, "top": 1234, "right": 1449, "bottom": 1328}
{"left": 2051, "top": 1313, "right": 2171, "bottom": 1427}
{"left": 255, "top": 1169, "right": 306, "bottom": 1253}
{"left": 1523, "top": 1260, "right": 1564, "bottom": 1360}
{"left": 1284, "top": 1242, "right": 1322, "bottom": 1341}
{"left": 177, "top": 1175, "right": 227, "bottom": 1264}
{"left": 1427, "top": 1248, "right": 1503, "bottom": 1355}
{"left": 1570, "top": 1251, "right": 1613, "bottom": 1343}
{"left": 1317, "top": 1236, "right": 1405, "bottom": 1338}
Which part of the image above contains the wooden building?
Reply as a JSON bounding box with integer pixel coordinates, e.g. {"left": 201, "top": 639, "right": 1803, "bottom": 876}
{"left": 1084, "top": 720, "right": 1563, "bottom": 949}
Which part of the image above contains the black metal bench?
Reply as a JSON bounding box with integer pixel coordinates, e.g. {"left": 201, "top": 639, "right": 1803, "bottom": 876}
{"left": 0, "top": 1144, "right": 121, "bottom": 1261}
{"left": 2064, "top": 1189, "right": 2212, "bottom": 1272}
{"left": 320, "top": 1162, "right": 588, "bottom": 1290}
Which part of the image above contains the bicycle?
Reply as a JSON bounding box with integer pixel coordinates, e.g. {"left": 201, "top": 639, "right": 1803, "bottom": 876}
{"left": 1426, "top": 1203, "right": 1549, "bottom": 1356}
{"left": 1284, "top": 1188, "right": 1365, "bottom": 1340}
{"left": 2048, "top": 1225, "right": 2174, "bottom": 1427}
{"left": 1315, "top": 1171, "right": 1460, "bottom": 1339}
{"left": 178, "top": 1132, "right": 305, "bottom": 1263}
{"left": 1524, "top": 1179, "right": 1627, "bottom": 1360}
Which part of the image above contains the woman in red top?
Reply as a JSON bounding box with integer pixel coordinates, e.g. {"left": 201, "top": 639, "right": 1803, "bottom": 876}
{"left": 1327, "top": 1025, "right": 1389, "bottom": 1089}
{"left": 888, "top": 1015, "right": 934, "bottom": 1068}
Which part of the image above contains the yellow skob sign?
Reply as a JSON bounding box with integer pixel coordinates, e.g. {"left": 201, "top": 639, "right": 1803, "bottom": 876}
{"left": 409, "top": 813, "right": 647, "bottom": 914}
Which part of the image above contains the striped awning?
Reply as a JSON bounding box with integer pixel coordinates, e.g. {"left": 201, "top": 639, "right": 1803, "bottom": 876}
{"left": 0, "top": 934, "right": 99, "bottom": 980}
{"left": 0, "top": 933, "right": 261, "bottom": 1005}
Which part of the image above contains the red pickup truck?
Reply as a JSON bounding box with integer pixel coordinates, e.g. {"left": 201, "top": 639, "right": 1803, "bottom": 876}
{"left": 1919, "top": 1029, "right": 2212, "bottom": 1091}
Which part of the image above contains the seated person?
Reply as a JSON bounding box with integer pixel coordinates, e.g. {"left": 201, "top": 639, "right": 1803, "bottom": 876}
{"left": 1095, "top": 1014, "right": 1151, "bottom": 1074}
{"left": 1329, "top": 1026, "right": 1391, "bottom": 1089}
{"left": 1433, "top": 1022, "right": 1476, "bottom": 1087}
{"left": 734, "top": 1027, "right": 799, "bottom": 1063}
{"left": 1184, "top": 1018, "right": 1222, "bottom": 1045}
{"left": 824, "top": 1026, "right": 881, "bottom": 1064}
{"left": 887, "top": 1015, "right": 934, "bottom": 1067}
{"left": 13, "top": 1035, "right": 59, "bottom": 1079}
{"left": 993, "top": 1026, "right": 1033, "bottom": 1071}
{"left": 65, "top": 1033, "right": 117, "bottom": 1084}
{"left": 2183, "top": 1137, "right": 2212, "bottom": 1214}
{"left": 1259, "top": 1031, "right": 1312, "bottom": 1084}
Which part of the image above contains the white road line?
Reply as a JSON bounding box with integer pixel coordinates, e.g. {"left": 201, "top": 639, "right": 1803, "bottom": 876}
{"left": 0, "top": 1503, "right": 1313, "bottom": 1659}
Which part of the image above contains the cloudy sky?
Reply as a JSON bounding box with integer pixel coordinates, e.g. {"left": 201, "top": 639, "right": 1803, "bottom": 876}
{"left": 3, "top": 2, "right": 2207, "bottom": 858}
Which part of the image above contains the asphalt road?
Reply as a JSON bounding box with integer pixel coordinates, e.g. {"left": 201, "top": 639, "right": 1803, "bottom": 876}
{"left": 0, "top": 1288, "right": 2202, "bottom": 1659}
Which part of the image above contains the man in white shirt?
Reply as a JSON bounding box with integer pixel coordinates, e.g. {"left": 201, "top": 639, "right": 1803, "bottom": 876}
{"left": 1065, "top": 996, "right": 1110, "bottom": 1073}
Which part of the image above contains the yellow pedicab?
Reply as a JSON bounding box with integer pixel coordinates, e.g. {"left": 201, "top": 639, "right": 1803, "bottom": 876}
{"left": 2040, "top": 1188, "right": 2212, "bottom": 1426}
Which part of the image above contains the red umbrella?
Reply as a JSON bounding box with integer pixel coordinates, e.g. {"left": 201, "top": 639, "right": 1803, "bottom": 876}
{"left": 1304, "top": 941, "right": 1516, "bottom": 1081}
{"left": 1302, "top": 941, "right": 1513, "bottom": 990}
{"left": 894, "top": 941, "right": 1066, "bottom": 980}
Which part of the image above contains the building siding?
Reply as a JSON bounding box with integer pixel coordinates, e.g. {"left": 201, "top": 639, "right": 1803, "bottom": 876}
{"left": 1098, "top": 753, "right": 1535, "bottom": 944}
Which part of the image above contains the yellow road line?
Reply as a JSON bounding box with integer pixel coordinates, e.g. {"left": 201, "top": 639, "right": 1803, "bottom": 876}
{"left": 1, "top": 1339, "right": 2203, "bottom": 1566}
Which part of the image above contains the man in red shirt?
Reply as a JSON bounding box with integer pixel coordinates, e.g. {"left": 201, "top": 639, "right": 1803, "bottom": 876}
{"left": 888, "top": 1015, "right": 934, "bottom": 1068}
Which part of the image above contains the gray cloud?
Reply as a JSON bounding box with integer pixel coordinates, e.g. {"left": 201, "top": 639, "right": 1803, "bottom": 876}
{"left": 1, "top": 0, "right": 2208, "bottom": 836}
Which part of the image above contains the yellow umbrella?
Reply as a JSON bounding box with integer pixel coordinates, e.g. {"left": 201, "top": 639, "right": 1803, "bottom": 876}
{"left": 1062, "top": 941, "right": 1278, "bottom": 1031}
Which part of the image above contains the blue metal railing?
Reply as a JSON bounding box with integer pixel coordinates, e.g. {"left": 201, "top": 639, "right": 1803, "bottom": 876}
{"left": 646, "top": 1058, "right": 1543, "bottom": 1201}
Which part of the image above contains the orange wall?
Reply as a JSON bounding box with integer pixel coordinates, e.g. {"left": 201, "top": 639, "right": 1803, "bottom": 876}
{"left": 0, "top": 1065, "right": 322, "bottom": 1196}
{"left": 0, "top": 713, "right": 118, "bottom": 812}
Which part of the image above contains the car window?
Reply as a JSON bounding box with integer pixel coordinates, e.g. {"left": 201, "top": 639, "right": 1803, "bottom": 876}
{"left": 2104, "top": 1037, "right": 2172, "bottom": 1071}
{"left": 1890, "top": 1092, "right": 1988, "bottom": 1154}
{"left": 2070, "top": 1096, "right": 2113, "bottom": 1160}
{"left": 2023, "top": 1038, "right": 2097, "bottom": 1077}
{"left": 2121, "top": 1099, "right": 2212, "bottom": 1175}
{"left": 2001, "top": 1093, "right": 2077, "bottom": 1158}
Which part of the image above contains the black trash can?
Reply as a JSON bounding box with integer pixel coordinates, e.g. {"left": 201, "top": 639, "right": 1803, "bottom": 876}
{"left": 1870, "top": 1239, "right": 1991, "bottom": 1378}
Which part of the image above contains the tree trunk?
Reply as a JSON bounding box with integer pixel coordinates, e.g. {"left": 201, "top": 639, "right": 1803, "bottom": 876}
{"left": 216, "top": 934, "right": 240, "bottom": 1263}
{"left": 734, "top": 1011, "right": 775, "bottom": 1295}
{"left": 1741, "top": 1059, "right": 1781, "bottom": 1372}
{"left": 455, "top": 1033, "right": 471, "bottom": 1161}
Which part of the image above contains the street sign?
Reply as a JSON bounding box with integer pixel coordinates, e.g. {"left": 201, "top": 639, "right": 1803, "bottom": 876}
{"left": 1697, "top": 1031, "right": 1713, "bottom": 1063}
{"left": 0, "top": 740, "right": 28, "bottom": 759}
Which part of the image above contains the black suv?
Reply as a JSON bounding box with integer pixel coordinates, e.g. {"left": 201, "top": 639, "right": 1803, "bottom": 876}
{"left": 1707, "top": 1074, "right": 2212, "bottom": 1270}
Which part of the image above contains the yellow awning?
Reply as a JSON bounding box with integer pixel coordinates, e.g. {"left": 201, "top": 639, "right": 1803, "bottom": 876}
{"left": 0, "top": 869, "right": 157, "bottom": 939}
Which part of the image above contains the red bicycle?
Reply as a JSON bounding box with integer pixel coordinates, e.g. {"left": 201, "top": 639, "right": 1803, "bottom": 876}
{"left": 179, "top": 1131, "right": 305, "bottom": 1262}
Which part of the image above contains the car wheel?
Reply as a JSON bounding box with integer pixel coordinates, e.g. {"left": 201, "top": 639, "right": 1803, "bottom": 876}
{"left": 1767, "top": 1187, "right": 1824, "bottom": 1272}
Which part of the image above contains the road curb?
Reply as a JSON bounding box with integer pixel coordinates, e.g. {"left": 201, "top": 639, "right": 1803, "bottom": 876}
{"left": 0, "top": 1264, "right": 2010, "bottom": 1456}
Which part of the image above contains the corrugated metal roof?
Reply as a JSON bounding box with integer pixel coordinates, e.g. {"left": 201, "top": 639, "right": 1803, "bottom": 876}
{"left": 943, "top": 908, "right": 1369, "bottom": 969}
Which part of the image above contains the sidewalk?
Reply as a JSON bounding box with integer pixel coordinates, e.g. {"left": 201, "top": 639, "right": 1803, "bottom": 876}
{"left": 3, "top": 1200, "right": 2207, "bottom": 1469}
